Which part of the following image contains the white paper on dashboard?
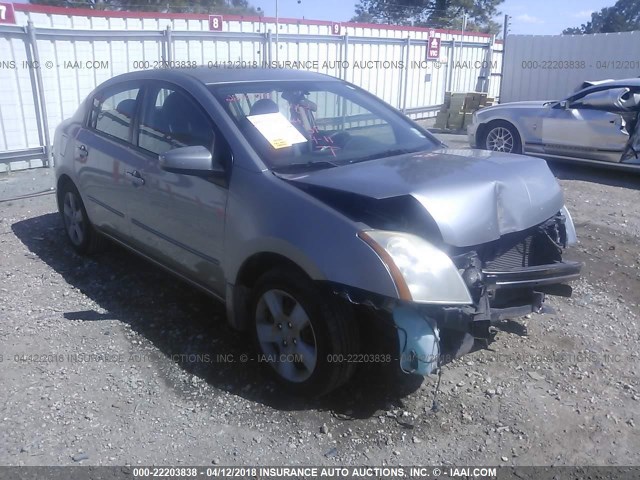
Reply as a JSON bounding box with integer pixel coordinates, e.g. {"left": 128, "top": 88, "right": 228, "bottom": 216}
{"left": 246, "top": 112, "right": 308, "bottom": 149}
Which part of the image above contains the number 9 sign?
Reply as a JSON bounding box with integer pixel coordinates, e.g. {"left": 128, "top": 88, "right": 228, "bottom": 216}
{"left": 209, "top": 15, "right": 223, "bottom": 31}
{"left": 331, "top": 23, "right": 341, "bottom": 35}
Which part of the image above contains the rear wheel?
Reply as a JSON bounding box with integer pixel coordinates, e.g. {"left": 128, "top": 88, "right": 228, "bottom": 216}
{"left": 250, "top": 268, "right": 359, "bottom": 396}
{"left": 483, "top": 121, "right": 522, "bottom": 154}
{"left": 58, "top": 181, "right": 106, "bottom": 254}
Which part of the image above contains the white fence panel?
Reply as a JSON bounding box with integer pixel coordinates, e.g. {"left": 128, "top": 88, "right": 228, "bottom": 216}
{"left": 0, "top": 29, "right": 45, "bottom": 169}
{"left": 1, "top": 3, "right": 501, "bottom": 172}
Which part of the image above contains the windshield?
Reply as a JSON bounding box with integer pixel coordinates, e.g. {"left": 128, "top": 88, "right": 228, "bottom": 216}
{"left": 209, "top": 81, "right": 441, "bottom": 172}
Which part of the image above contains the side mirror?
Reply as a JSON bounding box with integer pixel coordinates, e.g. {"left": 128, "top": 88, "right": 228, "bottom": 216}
{"left": 159, "top": 145, "right": 225, "bottom": 177}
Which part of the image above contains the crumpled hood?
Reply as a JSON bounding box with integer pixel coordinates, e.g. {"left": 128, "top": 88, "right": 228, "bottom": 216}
{"left": 282, "top": 148, "right": 564, "bottom": 247}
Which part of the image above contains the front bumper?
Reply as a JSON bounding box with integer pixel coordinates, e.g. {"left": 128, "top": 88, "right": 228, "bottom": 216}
{"left": 466, "top": 121, "right": 479, "bottom": 148}
{"left": 483, "top": 261, "right": 582, "bottom": 289}
{"left": 391, "top": 260, "right": 583, "bottom": 375}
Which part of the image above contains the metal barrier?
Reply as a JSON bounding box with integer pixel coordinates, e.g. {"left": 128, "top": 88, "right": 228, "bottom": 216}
{"left": 0, "top": 22, "right": 502, "bottom": 172}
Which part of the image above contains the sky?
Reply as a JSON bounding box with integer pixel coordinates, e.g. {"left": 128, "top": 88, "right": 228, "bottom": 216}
{"left": 249, "top": 0, "right": 616, "bottom": 35}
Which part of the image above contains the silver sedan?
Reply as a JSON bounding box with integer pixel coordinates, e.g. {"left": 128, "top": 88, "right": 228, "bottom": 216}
{"left": 468, "top": 78, "right": 640, "bottom": 170}
{"left": 54, "top": 67, "right": 581, "bottom": 396}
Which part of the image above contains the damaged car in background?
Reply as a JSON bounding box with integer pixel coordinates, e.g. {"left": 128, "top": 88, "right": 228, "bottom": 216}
{"left": 53, "top": 68, "right": 582, "bottom": 396}
{"left": 468, "top": 78, "right": 640, "bottom": 170}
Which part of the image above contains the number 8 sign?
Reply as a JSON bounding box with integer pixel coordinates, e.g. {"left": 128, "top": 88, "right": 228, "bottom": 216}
{"left": 209, "top": 15, "right": 223, "bottom": 31}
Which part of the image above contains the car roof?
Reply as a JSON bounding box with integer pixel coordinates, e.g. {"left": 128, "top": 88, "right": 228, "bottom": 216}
{"left": 108, "top": 66, "right": 339, "bottom": 86}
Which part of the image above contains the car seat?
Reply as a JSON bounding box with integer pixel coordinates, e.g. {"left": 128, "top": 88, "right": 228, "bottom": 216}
{"left": 248, "top": 98, "right": 280, "bottom": 116}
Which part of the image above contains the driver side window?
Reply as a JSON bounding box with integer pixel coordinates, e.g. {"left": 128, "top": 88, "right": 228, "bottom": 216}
{"left": 568, "top": 87, "right": 639, "bottom": 111}
{"left": 568, "top": 91, "right": 602, "bottom": 110}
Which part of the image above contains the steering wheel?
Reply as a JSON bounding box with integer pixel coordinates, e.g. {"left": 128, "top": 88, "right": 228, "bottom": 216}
{"left": 328, "top": 131, "right": 351, "bottom": 148}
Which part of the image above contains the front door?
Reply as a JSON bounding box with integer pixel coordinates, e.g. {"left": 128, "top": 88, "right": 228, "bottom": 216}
{"left": 542, "top": 95, "right": 629, "bottom": 162}
{"left": 128, "top": 83, "right": 230, "bottom": 295}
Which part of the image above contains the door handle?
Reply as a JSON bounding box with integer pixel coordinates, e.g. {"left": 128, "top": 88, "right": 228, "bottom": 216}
{"left": 77, "top": 144, "right": 88, "bottom": 158}
{"left": 126, "top": 170, "right": 145, "bottom": 187}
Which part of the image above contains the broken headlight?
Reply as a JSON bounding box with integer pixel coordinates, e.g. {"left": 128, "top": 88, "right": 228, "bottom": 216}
{"left": 358, "top": 230, "right": 473, "bottom": 305}
{"left": 560, "top": 205, "right": 577, "bottom": 245}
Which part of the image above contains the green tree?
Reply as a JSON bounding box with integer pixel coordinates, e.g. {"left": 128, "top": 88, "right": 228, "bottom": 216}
{"left": 29, "top": 0, "right": 115, "bottom": 9}
{"left": 30, "top": 0, "right": 257, "bottom": 14}
{"left": 351, "top": 0, "right": 503, "bottom": 34}
{"left": 563, "top": 0, "right": 640, "bottom": 34}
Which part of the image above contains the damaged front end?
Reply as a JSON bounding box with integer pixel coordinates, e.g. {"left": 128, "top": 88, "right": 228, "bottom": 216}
{"left": 336, "top": 208, "right": 582, "bottom": 377}
{"left": 283, "top": 150, "right": 582, "bottom": 376}
{"left": 439, "top": 208, "right": 581, "bottom": 360}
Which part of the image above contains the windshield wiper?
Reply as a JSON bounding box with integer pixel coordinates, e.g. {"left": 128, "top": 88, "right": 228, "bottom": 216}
{"left": 348, "top": 148, "right": 415, "bottom": 164}
{"left": 271, "top": 160, "right": 339, "bottom": 173}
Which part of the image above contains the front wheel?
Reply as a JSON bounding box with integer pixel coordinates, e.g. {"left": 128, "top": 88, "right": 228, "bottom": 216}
{"left": 483, "top": 121, "right": 522, "bottom": 154}
{"left": 250, "top": 268, "right": 359, "bottom": 396}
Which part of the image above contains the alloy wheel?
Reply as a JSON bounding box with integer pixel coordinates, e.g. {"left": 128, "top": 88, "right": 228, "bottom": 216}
{"left": 255, "top": 289, "right": 318, "bottom": 383}
{"left": 486, "top": 126, "right": 514, "bottom": 153}
{"left": 63, "top": 191, "right": 85, "bottom": 246}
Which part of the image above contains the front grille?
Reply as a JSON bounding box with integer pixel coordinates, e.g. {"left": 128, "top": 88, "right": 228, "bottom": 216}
{"left": 481, "top": 225, "right": 562, "bottom": 272}
{"left": 484, "top": 235, "right": 533, "bottom": 270}
{"left": 450, "top": 214, "right": 566, "bottom": 275}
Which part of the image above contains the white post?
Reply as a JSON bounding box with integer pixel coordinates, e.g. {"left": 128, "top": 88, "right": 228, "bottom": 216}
{"left": 275, "top": 0, "right": 279, "bottom": 61}
{"left": 457, "top": 12, "right": 467, "bottom": 92}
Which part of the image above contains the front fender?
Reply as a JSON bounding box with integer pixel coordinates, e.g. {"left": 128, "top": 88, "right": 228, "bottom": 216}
{"left": 475, "top": 109, "right": 543, "bottom": 149}
{"left": 224, "top": 167, "right": 399, "bottom": 298}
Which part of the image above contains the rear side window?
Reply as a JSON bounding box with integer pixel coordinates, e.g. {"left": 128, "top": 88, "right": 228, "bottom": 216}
{"left": 90, "top": 87, "right": 140, "bottom": 143}
{"left": 138, "top": 87, "right": 214, "bottom": 156}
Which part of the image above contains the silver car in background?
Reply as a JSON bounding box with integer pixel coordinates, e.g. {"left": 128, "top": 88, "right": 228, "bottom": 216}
{"left": 54, "top": 68, "right": 581, "bottom": 396}
{"left": 468, "top": 78, "right": 640, "bottom": 170}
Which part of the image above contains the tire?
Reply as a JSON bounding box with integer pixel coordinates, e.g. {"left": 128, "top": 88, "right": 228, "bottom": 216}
{"left": 482, "top": 121, "right": 522, "bottom": 154}
{"left": 57, "top": 180, "right": 107, "bottom": 254}
{"left": 250, "top": 267, "right": 359, "bottom": 396}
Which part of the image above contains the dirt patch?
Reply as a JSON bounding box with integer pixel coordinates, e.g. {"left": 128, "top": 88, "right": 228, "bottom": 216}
{"left": 0, "top": 163, "right": 638, "bottom": 466}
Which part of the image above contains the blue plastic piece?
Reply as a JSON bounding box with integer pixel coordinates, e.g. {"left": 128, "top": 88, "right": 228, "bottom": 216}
{"left": 393, "top": 306, "right": 440, "bottom": 376}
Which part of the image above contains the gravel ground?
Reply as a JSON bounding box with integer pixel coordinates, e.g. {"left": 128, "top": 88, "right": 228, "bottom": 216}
{"left": 1, "top": 138, "right": 639, "bottom": 467}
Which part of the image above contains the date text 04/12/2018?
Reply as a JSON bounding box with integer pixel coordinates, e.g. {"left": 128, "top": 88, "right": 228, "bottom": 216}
{"left": 131, "top": 466, "right": 498, "bottom": 478}
{"left": 521, "top": 59, "right": 640, "bottom": 69}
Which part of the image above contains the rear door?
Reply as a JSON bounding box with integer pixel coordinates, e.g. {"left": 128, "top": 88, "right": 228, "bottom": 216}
{"left": 128, "top": 82, "right": 231, "bottom": 295}
{"left": 75, "top": 82, "right": 143, "bottom": 240}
